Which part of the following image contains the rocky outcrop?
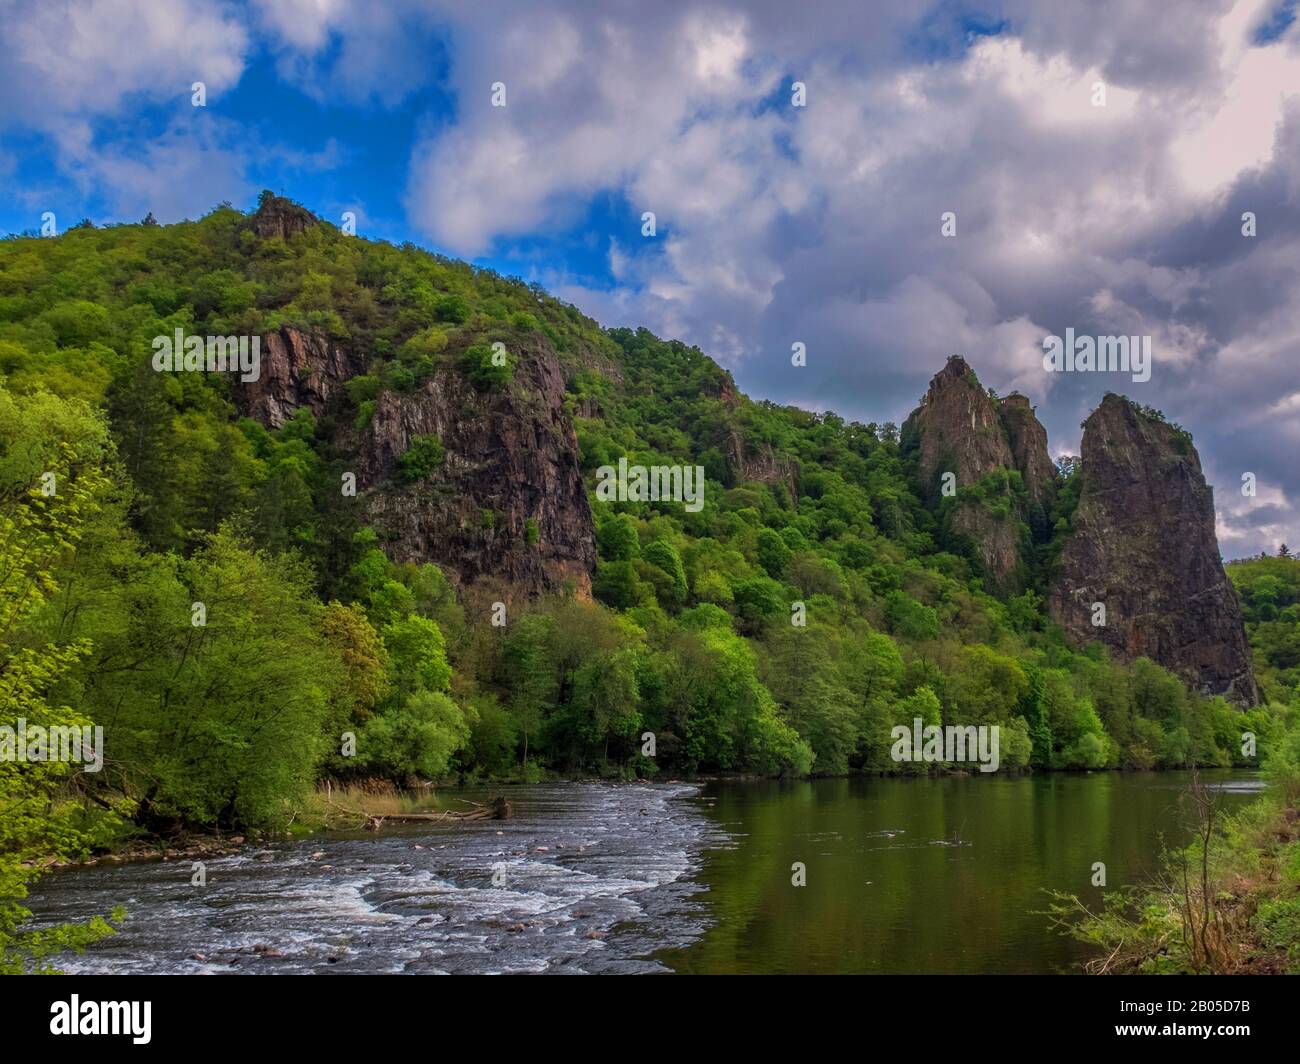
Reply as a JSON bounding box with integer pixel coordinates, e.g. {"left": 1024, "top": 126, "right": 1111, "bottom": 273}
{"left": 998, "top": 392, "right": 1056, "bottom": 535}
{"left": 903, "top": 356, "right": 1016, "bottom": 499}
{"left": 709, "top": 370, "right": 799, "bottom": 498}
{"left": 901, "top": 356, "right": 1030, "bottom": 593}
{"left": 904, "top": 359, "right": 1255, "bottom": 703}
{"left": 1049, "top": 394, "right": 1258, "bottom": 705}
{"left": 249, "top": 192, "right": 318, "bottom": 241}
{"left": 245, "top": 326, "right": 360, "bottom": 429}
{"left": 355, "top": 334, "right": 593, "bottom": 597}
{"left": 242, "top": 325, "right": 595, "bottom": 598}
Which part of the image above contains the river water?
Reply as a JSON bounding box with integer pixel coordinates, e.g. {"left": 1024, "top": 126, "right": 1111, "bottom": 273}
{"left": 26, "top": 770, "right": 1264, "bottom": 975}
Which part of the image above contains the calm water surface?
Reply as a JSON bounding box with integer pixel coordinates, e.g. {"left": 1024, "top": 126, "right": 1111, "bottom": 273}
{"left": 27, "top": 770, "right": 1262, "bottom": 974}
{"left": 660, "top": 770, "right": 1262, "bottom": 973}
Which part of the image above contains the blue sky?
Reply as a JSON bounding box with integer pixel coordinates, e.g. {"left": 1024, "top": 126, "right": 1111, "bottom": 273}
{"left": 0, "top": 7, "right": 656, "bottom": 293}
{"left": 0, "top": 3, "right": 1018, "bottom": 296}
{"left": 2, "top": 0, "right": 1299, "bottom": 556}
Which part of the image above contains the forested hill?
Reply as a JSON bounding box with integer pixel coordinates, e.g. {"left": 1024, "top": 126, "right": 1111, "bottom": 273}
{"left": 1, "top": 192, "right": 1295, "bottom": 839}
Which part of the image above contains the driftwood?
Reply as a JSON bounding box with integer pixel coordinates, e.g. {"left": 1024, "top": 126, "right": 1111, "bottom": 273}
{"left": 376, "top": 798, "right": 510, "bottom": 821}
{"left": 364, "top": 797, "right": 511, "bottom": 831}
{"left": 322, "top": 785, "right": 512, "bottom": 831}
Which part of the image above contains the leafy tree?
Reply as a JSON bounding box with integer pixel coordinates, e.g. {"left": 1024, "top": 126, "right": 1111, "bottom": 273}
{"left": 641, "top": 540, "right": 687, "bottom": 609}
{"left": 593, "top": 560, "right": 653, "bottom": 609}
{"left": 500, "top": 614, "right": 559, "bottom": 765}
{"left": 382, "top": 615, "right": 452, "bottom": 695}
{"left": 0, "top": 386, "right": 123, "bottom": 972}
{"left": 733, "top": 576, "right": 786, "bottom": 631}
{"left": 597, "top": 513, "right": 640, "bottom": 560}
{"left": 883, "top": 590, "right": 939, "bottom": 641}
{"left": 356, "top": 690, "right": 469, "bottom": 779}
{"left": 756, "top": 527, "right": 792, "bottom": 578}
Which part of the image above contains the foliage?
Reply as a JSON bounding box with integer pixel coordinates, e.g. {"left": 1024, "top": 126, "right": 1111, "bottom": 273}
{"left": 0, "top": 385, "right": 124, "bottom": 971}
{"left": 1, "top": 200, "right": 1294, "bottom": 863}
{"left": 396, "top": 434, "right": 444, "bottom": 482}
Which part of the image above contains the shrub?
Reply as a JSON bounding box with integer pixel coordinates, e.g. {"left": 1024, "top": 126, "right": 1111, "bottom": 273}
{"left": 397, "top": 434, "right": 444, "bottom": 482}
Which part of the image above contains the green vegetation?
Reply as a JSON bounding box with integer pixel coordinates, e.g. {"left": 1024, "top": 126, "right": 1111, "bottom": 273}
{"left": 396, "top": 434, "right": 444, "bottom": 482}
{"left": 1135, "top": 401, "right": 1194, "bottom": 453}
{"left": 2, "top": 197, "right": 1298, "bottom": 970}
{"left": 1228, "top": 553, "right": 1300, "bottom": 700}
{"left": 1045, "top": 548, "right": 1300, "bottom": 974}
{"left": 461, "top": 342, "right": 515, "bottom": 389}
{"left": 1050, "top": 729, "right": 1300, "bottom": 974}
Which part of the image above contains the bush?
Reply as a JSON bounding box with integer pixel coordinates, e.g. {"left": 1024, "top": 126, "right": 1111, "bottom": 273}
{"left": 884, "top": 590, "right": 939, "bottom": 641}
{"left": 355, "top": 399, "right": 376, "bottom": 431}
{"left": 593, "top": 560, "right": 653, "bottom": 609}
{"left": 399, "top": 326, "right": 448, "bottom": 361}
{"left": 344, "top": 374, "right": 382, "bottom": 404}
{"left": 396, "top": 434, "right": 444, "bottom": 482}
{"left": 460, "top": 342, "right": 515, "bottom": 389}
{"left": 356, "top": 690, "right": 469, "bottom": 780}
{"left": 597, "top": 513, "right": 640, "bottom": 560}
{"left": 434, "top": 294, "right": 470, "bottom": 324}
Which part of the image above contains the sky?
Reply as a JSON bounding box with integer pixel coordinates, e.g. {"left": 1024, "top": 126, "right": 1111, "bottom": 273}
{"left": 1, "top": 0, "right": 1298, "bottom": 558}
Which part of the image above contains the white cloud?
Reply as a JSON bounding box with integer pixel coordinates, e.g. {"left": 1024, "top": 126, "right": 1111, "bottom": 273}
{"left": 394, "top": 0, "right": 1300, "bottom": 552}
{"left": 2, "top": 0, "right": 248, "bottom": 120}
{"left": 1170, "top": 0, "right": 1300, "bottom": 196}
{"left": 50, "top": 117, "right": 254, "bottom": 222}
{"left": 2, "top": 0, "right": 1297, "bottom": 553}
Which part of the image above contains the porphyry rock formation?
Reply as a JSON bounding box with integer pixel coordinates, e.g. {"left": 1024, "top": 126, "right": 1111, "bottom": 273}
{"left": 998, "top": 392, "right": 1056, "bottom": 535}
{"left": 246, "top": 326, "right": 361, "bottom": 429}
{"left": 902, "top": 360, "right": 1254, "bottom": 704}
{"left": 1049, "top": 394, "right": 1258, "bottom": 705}
{"left": 904, "top": 356, "right": 1018, "bottom": 495}
{"left": 357, "top": 334, "right": 595, "bottom": 598}
{"left": 249, "top": 191, "right": 318, "bottom": 241}
{"left": 902, "top": 356, "right": 1051, "bottom": 593}
{"left": 240, "top": 323, "right": 595, "bottom": 598}
{"left": 234, "top": 196, "right": 595, "bottom": 598}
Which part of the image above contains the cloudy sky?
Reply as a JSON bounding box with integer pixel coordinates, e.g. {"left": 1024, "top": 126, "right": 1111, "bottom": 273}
{"left": 2, "top": 0, "right": 1298, "bottom": 557}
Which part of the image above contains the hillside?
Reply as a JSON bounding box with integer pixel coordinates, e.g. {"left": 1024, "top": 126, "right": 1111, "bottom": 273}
{"left": 1, "top": 193, "right": 1293, "bottom": 841}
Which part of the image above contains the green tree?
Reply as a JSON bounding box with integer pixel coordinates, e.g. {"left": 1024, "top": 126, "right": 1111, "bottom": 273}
{"left": 597, "top": 513, "right": 640, "bottom": 561}
{"left": 0, "top": 385, "right": 123, "bottom": 972}
{"left": 641, "top": 540, "right": 687, "bottom": 609}
{"left": 756, "top": 527, "right": 792, "bottom": 579}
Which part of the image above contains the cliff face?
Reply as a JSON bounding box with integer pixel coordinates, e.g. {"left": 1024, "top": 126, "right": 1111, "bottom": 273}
{"left": 715, "top": 371, "right": 799, "bottom": 499}
{"left": 1049, "top": 394, "right": 1258, "bottom": 705}
{"left": 904, "top": 356, "right": 1016, "bottom": 499}
{"left": 355, "top": 334, "right": 595, "bottom": 598}
{"left": 240, "top": 326, "right": 595, "bottom": 598}
{"left": 727, "top": 433, "right": 800, "bottom": 500}
{"left": 901, "top": 356, "right": 1046, "bottom": 593}
{"left": 246, "top": 326, "right": 361, "bottom": 429}
{"left": 998, "top": 392, "right": 1056, "bottom": 535}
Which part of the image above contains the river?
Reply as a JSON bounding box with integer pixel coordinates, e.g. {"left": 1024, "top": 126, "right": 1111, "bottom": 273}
{"left": 26, "top": 770, "right": 1264, "bottom": 974}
